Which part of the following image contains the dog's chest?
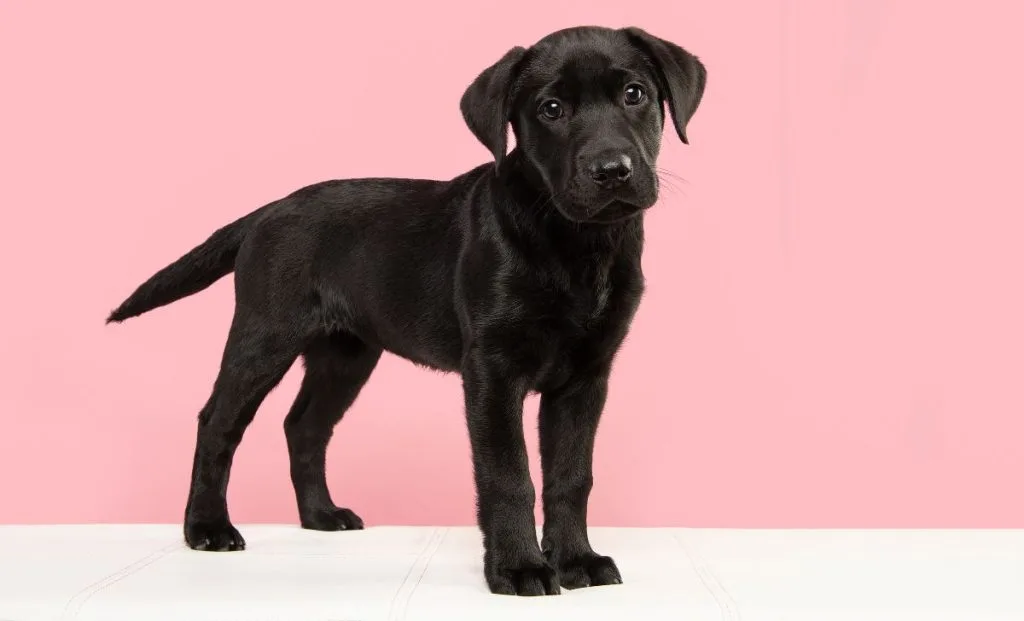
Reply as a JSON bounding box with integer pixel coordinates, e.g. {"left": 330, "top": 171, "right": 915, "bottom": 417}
{"left": 506, "top": 258, "right": 634, "bottom": 385}
{"left": 560, "top": 264, "right": 614, "bottom": 327}
{"left": 518, "top": 251, "right": 617, "bottom": 328}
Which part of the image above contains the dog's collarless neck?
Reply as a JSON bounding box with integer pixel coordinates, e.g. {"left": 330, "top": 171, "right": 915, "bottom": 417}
{"left": 498, "top": 149, "right": 547, "bottom": 202}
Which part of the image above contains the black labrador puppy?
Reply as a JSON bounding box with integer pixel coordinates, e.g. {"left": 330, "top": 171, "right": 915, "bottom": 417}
{"left": 107, "top": 25, "right": 706, "bottom": 596}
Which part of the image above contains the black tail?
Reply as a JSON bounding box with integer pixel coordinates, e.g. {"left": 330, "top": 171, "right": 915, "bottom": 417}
{"left": 106, "top": 208, "right": 266, "bottom": 324}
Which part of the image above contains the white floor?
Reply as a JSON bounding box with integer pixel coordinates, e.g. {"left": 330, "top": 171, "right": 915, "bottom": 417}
{"left": 1, "top": 525, "right": 1022, "bottom": 620}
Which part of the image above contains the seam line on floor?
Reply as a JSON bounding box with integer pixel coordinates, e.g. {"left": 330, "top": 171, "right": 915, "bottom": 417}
{"left": 60, "top": 542, "right": 179, "bottom": 619}
{"left": 387, "top": 527, "right": 447, "bottom": 621}
{"left": 674, "top": 530, "right": 740, "bottom": 621}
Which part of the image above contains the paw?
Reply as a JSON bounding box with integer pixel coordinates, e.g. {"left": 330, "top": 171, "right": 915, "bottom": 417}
{"left": 300, "top": 507, "right": 365, "bottom": 532}
{"left": 486, "top": 559, "right": 561, "bottom": 596}
{"left": 547, "top": 552, "right": 622, "bottom": 589}
{"left": 185, "top": 520, "right": 246, "bottom": 551}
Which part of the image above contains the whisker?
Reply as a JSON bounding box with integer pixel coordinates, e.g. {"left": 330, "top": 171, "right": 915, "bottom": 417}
{"left": 656, "top": 173, "right": 684, "bottom": 192}
{"left": 656, "top": 174, "right": 687, "bottom": 199}
{"left": 656, "top": 167, "right": 690, "bottom": 185}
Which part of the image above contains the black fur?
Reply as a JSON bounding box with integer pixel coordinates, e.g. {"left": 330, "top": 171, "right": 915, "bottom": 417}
{"left": 107, "top": 25, "right": 706, "bottom": 596}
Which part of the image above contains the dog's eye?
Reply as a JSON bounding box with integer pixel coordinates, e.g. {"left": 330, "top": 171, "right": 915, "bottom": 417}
{"left": 538, "top": 99, "right": 564, "bottom": 120}
{"left": 624, "top": 84, "right": 646, "bottom": 106}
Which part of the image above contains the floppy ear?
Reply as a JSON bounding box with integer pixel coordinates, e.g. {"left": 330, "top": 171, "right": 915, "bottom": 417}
{"left": 460, "top": 46, "right": 527, "bottom": 170}
{"left": 623, "top": 28, "right": 707, "bottom": 144}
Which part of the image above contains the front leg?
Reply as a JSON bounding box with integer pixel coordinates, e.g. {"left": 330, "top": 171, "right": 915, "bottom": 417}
{"left": 463, "top": 348, "right": 559, "bottom": 596}
{"left": 539, "top": 371, "right": 623, "bottom": 589}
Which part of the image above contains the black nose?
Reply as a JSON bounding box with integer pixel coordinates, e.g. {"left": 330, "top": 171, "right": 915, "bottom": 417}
{"left": 588, "top": 153, "right": 633, "bottom": 189}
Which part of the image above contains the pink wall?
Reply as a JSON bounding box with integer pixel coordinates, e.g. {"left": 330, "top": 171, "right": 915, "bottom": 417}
{"left": 1, "top": 1, "right": 1022, "bottom": 528}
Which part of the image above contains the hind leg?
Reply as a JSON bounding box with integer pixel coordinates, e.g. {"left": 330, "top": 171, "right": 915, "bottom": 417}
{"left": 284, "top": 332, "right": 381, "bottom": 531}
{"left": 184, "top": 308, "right": 302, "bottom": 551}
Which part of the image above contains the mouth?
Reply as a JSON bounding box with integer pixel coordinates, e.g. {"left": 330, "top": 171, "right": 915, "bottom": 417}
{"left": 556, "top": 173, "right": 660, "bottom": 224}
{"left": 583, "top": 199, "right": 650, "bottom": 223}
{"left": 550, "top": 176, "right": 659, "bottom": 224}
{"left": 553, "top": 196, "right": 653, "bottom": 225}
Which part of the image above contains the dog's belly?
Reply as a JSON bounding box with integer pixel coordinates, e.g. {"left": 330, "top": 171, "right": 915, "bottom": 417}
{"left": 373, "top": 317, "right": 465, "bottom": 373}
{"left": 322, "top": 283, "right": 465, "bottom": 373}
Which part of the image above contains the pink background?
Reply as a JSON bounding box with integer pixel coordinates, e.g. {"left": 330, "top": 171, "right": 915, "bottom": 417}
{"left": 1, "top": 1, "right": 1022, "bottom": 528}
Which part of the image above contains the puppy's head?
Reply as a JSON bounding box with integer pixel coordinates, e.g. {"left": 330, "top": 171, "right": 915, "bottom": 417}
{"left": 461, "top": 26, "right": 706, "bottom": 224}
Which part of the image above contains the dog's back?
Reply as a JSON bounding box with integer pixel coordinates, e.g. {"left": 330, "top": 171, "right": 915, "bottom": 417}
{"left": 240, "top": 171, "right": 487, "bottom": 370}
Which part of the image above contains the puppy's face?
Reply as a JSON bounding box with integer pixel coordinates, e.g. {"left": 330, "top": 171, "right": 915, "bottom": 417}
{"left": 461, "top": 27, "right": 707, "bottom": 224}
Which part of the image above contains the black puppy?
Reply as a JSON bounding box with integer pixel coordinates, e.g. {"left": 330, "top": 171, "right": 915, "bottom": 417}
{"left": 107, "top": 25, "right": 705, "bottom": 596}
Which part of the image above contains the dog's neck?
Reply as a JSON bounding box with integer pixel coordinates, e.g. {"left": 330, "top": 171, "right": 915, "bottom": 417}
{"left": 498, "top": 149, "right": 549, "bottom": 202}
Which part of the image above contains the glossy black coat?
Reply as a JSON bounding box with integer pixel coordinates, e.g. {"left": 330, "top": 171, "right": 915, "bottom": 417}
{"left": 107, "top": 25, "right": 706, "bottom": 596}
